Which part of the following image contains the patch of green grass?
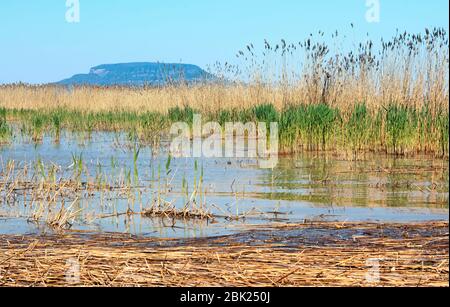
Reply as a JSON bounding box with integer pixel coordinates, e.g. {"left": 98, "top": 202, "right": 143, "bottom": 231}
{"left": 168, "top": 106, "right": 197, "bottom": 124}
{"left": 347, "top": 104, "right": 370, "bottom": 152}
{"left": 385, "top": 104, "right": 417, "bottom": 154}
{"left": 0, "top": 107, "right": 11, "bottom": 141}
{"left": 279, "top": 104, "right": 340, "bottom": 151}
{"left": 252, "top": 103, "right": 279, "bottom": 123}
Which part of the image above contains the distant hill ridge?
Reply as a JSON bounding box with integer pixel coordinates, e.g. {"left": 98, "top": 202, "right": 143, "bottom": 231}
{"left": 56, "top": 62, "right": 214, "bottom": 86}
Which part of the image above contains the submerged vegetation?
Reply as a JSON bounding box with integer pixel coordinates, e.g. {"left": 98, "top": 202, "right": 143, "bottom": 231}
{"left": 0, "top": 27, "right": 448, "bottom": 157}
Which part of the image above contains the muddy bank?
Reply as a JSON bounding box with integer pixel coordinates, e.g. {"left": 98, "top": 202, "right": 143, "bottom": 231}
{"left": 1, "top": 221, "right": 448, "bottom": 287}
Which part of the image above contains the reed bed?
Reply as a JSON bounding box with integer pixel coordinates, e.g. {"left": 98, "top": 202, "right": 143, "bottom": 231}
{"left": 0, "top": 28, "right": 448, "bottom": 156}
{"left": 1, "top": 102, "right": 448, "bottom": 156}
{"left": 3, "top": 26, "right": 449, "bottom": 114}
{"left": 0, "top": 221, "right": 448, "bottom": 287}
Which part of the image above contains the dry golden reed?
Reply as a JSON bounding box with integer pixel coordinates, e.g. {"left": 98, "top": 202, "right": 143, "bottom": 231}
{"left": 1, "top": 28, "right": 448, "bottom": 114}
{"left": 0, "top": 221, "right": 448, "bottom": 287}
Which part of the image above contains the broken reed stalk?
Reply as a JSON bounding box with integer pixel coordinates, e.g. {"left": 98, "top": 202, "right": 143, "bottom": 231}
{"left": 142, "top": 197, "right": 215, "bottom": 221}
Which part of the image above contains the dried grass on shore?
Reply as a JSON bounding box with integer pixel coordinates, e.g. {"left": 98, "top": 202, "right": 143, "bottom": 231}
{"left": 1, "top": 221, "right": 448, "bottom": 287}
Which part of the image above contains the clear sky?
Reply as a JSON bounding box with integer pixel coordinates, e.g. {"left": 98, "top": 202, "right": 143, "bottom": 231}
{"left": 0, "top": 0, "right": 448, "bottom": 84}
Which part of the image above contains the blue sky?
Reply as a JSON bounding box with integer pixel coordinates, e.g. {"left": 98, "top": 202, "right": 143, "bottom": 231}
{"left": 0, "top": 0, "right": 448, "bottom": 84}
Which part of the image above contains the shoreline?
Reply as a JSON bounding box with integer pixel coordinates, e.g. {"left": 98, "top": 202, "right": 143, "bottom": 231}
{"left": 1, "top": 221, "right": 448, "bottom": 287}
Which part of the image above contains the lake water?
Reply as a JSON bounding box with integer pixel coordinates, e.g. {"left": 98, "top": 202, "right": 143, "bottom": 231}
{"left": 0, "top": 131, "right": 448, "bottom": 238}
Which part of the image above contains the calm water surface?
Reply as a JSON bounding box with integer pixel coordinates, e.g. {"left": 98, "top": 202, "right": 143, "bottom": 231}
{"left": 0, "top": 131, "right": 448, "bottom": 238}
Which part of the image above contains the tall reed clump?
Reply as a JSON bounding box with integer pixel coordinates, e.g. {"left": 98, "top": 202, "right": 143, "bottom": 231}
{"left": 385, "top": 104, "right": 416, "bottom": 155}
{"left": 279, "top": 104, "right": 340, "bottom": 152}
{"left": 277, "top": 102, "right": 448, "bottom": 156}
{"left": 0, "top": 107, "right": 11, "bottom": 142}
{"left": 231, "top": 27, "right": 449, "bottom": 112}
{"left": 346, "top": 104, "right": 373, "bottom": 152}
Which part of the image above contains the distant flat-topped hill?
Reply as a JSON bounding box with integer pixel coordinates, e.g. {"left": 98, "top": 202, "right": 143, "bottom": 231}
{"left": 56, "top": 62, "right": 214, "bottom": 86}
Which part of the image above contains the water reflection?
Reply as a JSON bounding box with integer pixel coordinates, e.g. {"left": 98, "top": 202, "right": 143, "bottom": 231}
{"left": 0, "top": 131, "right": 448, "bottom": 238}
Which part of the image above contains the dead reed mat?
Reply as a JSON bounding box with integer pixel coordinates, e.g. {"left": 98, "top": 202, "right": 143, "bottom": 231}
{"left": 0, "top": 221, "right": 448, "bottom": 287}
